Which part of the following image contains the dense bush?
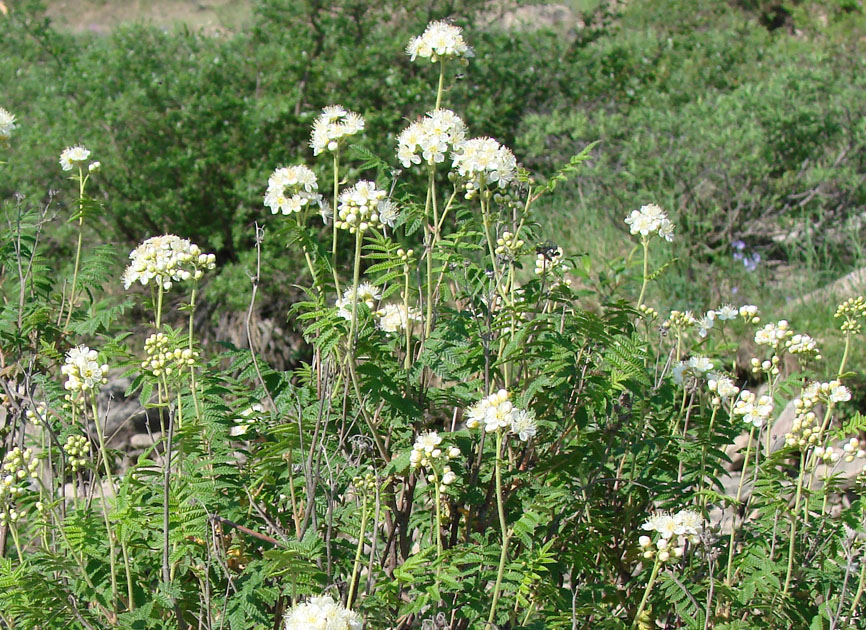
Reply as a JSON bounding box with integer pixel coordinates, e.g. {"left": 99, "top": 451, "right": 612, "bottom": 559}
{"left": 3, "top": 15, "right": 866, "bottom": 630}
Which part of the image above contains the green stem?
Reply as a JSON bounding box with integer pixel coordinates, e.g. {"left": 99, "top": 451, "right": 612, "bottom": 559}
{"left": 403, "top": 265, "right": 412, "bottom": 371}
{"left": 783, "top": 451, "right": 807, "bottom": 595}
{"left": 481, "top": 194, "right": 500, "bottom": 279}
{"left": 631, "top": 555, "right": 662, "bottom": 629}
{"left": 155, "top": 284, "right": 164, "bottom": 329}
{"left": 487, "top": 431, "right": 510, "bottom": 626}
{"left": 8, "top": 519, "right": 24, "bottom": 565}
{"left": 188, "top": 284, "right": 201, "bottom": 420}
{"left": 425, "top": 167, "right": 437, "bottom": 339}
{"left": 432, "top": 469, "right": 444, "bottom": 569}
{"left": 725, "top": 425, "right": 755, "bottom": 587}
{"left": 843, "top": 561, "right": 866, "bottom": 628}
{"left": 636, "top": 237, "right": 650, "bottom": 310}
{"left": 63, "top": 167, "right": 87, "bottom": 331}
{"left": 347, "top": 230, "right": 363, "bottom": 352}
{"left": 346, "top": 493, "right": 369, "bottom": 608}
{"left": 332, "top": 149, "right": 342, "bottom": 296}
{"left": 838, "top": 328, "right": 852, "bottom": 377}
{"left": 435, "top": 58, "right": 446, "bottom": 110}
{"left": 698, "top": 405, "right": 719, "bottom": 515}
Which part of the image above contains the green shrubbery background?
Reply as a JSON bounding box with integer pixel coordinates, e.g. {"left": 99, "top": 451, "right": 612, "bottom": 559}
{"left": 3, "top": 0, "right": 865, "bottom": 359}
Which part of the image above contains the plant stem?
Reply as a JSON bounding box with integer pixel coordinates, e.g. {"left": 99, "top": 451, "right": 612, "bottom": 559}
{"left": 347, "top": 230, "right": 363, "bottom": 352}
{"left": 435, "top": 58, "right": 446, "bottom": 109}
{"left": 487, "top": 431, "right": 510, "bottom": 626}
{"left": 636, "top": 237, "right": 650, "bottom": 310}
{"left": 63, "top": 167, "right": 87, "bottom": 331}
{"left": 725, "top": 425, "right": 755, "bottom": 587}
{"left": 632, "top": 555, "right": 662, "bottom": 629}
{"left": 783, "top": 450, "right": 807, "bottom": 595}
{"left": 188, "top": 283, "right": 201, "bottom": 420}
{"left": 346, "top": 493, "right": 369, "bottom": 608}
{"left": 332, "top": 149, "right": 342, "bottom": 295}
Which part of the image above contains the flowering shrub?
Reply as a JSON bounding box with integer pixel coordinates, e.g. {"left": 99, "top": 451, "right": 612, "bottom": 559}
{"left": 2, "top": 18, "right": 866, "bottom": 630}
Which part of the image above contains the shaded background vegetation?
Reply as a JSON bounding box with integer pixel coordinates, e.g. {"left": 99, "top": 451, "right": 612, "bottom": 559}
{"left": 2, "top": 0, "right": 865, "bottom": 366}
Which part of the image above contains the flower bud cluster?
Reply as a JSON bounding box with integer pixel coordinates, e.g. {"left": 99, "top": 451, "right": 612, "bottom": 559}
{"left": 143, "top": 333, "right": 198, "bottom": 377}
{"left": 352, "top": 470, "right": 379, "bottom": 494}
{"left": 64, "top": 435, "right": 90, "bottom": 472}
{"left": 122, "top": 234, "right": 216, "bottom": 291}
{"left": 750, "top": 355, "right": 780, "bottom": 377}
{"left": 406, "top": 21, "right": 473, "bottom": 63}
{"left": 812, "top": 445, "right": 840, "bottom": 465}
{"left": 754, "top": 320, "right": 792, "bottom": 350}
{"left": 672, "top": 356, "right": 713, "bottom": 384}
{"left": 451, "top": 137, "right": 517, "bottom": 195}
{"left": 409, "top": 431, "right": 460, "bottom": 491}
{"left": 465, "top": 389, "right": 537, "bottom": 441}
{"left": 25, "top": 402, "right": 47, "bottom": 426}
{"left": 835, "top": 297, "right": 866, "bottom": 334}
{"left": 61, "top": 345, "right": 108, "bottom": 402}
{"left": 0, "top": 107, "right": 16, "bottom": 145}
{"left": 638, "top": 304, "right": 658, "bottom": 319}
{"left": 397, "top": 109, "right": 467, "bottom": 169}
{"left": 336, "top": 181, "right": 387, "bottom": 233}
{"left": 624, "top": 204, "right": 675, "bottom": 242}
{"left": 1, "top": 448, "right": 38, "bottom": 524}
{"left": 843, "top": 438, "right": 866, "bottom": 463}
{"left": 534, "top": 246, "right": 564, "bottom": 275}
{"left": 336, "top": 282, "right": 381, "bottom": 321}
{"left": 662, "top": 310, "right": 697, "bottom": 333}
{"left": 707, "top": 373, "right": 740, "bottom": 407}
{"left": 284, "top": 594, "right": 363, "bottom": 630}
{"left": 375, "top": 303, "right": 422, "bottom": 334}
{"left": 397, "top": 248, "right": 414, "bottom": 264}
{"left": 639, "top": 509, "right": 703, "bottom": 564}
{"left": 494, "top": 231, "right": 524, "bottom": 257}
{"left": 733, "top": 390, "right": 774, "bottom": 428}
{"left": 739, "top": 305, "right": 760, "bottom": 324}
{"left": 310, "top": 105, "right": 365, "bottom": 156}
{"left": 264, "top": 165, "right": 322, "bottom": 216}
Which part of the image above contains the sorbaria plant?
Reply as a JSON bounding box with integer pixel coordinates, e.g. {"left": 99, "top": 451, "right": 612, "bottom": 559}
{"left": 2, "top": 18, "right": 866, "bottom": 630}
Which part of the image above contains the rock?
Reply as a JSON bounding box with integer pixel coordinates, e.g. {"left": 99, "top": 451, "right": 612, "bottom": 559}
{"left": 129, "top": 432, "right": 162, "bottom": 449}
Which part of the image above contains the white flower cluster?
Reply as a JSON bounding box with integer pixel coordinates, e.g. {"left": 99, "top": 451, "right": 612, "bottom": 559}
{"left": 0, "top": 107, "right": 16, "bottom": 143}
{"left": 707, "top": 373, "right": 740, "bottom": 407}
{"left": 336, "top": 181, "right": 387, "bottom": 233}
{"left": 230, "top": 403, "right": 265, "bottom": 437}
{"left": 61, "top": 345, "right": 108, "bottom": 399}
{"left": 672, "top": 356, "right": 713, "bottom": 384}
{"left": 733, "top": 390, "right": 774, "bottom": 428}
{"left": 786, "top": 333, "right": 821, "bottom": 359}
{"left": 451, "top": 137, "right": 517, "bottom": 194}
{"left": 142, "top": 333, "right": 198, "bottom": 377}
{"left": 494, "top": 231, "right": 524, "bottom": 257}
{"left": 264, "top": 165, "right": 321, "bottom": 215}
{"left": 375, "top": 303, "right": 422, "bottom": 334}
{"left": 409, "top": 431, "right": 460, "bottom": 490}
{"left": 406, "top": 21, "right": 473, "bottom": 63}
{"left": 123, "top": 234, "right": 216, "bottom": 291}
{"left": 59, "top": 145, "right": 92, "bottom": 171}
{"left": 284, "top": 594, "right": 363, "bottom": 630}
{"left": 639, "top": 509, "right": 703, "bottom": 563}
{"left": 662, "top": 310, "right": 698, "bottom": 333}
{"left": 465, "top": 389, "right": 537, "bottom": 441}
{"left": 836, "top": 297, "right": 866, "bottom": 334}
{"left": 396, "top": 109, "right": 467, "bottom": 169}
{"left": 310, "top": 105, "right": 365, "bottom": 156}
{"left": 1, "top": 447, "right": 38, "bottom": 525}
{"left": 336, "top": 282, "right": 381, "bottom": 320}
{"left": 697, "top": 304, "right": 738, "bottom": 337}
{"left": 784, "top": 380, "right": 853, "bottom": 449}
{"left": 64, "top": 435, "right": 90, "bottom": 472}
{"left": 624, "top": 204, "right": 675, "bottom": 242}
{"left": 754, "top": 320, "right": 792, "bottom": 350}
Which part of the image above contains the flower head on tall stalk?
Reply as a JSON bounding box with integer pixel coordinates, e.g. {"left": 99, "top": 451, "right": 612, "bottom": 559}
{"left": 61, "top": 345, "right": 109, "bottom": 406}
{"left": 310, "top": 105, "right": 365, "bottom": 156}
{"left": 625, "top": 204, "right": 674, "bottom": 310}
{"left": 284, "top": 594, "right": 363, "bottom": 630}
{"left": 59, "top": 145, "right": 91, "bottom": 172}
{"left": 122, "top": 234, "right": 215, "bottom": 292}
{"left": 0, "top": 107, "right": 16, "bottom": 145}
{"left": 264, "top": 165, "right": 322, "bottom": 215}
{"left": 451, "top": 137, "right": 517, "bottom": 198}
{"left": 406, "top": 21, "right": 473, "bottom": 63}
{"left": 396, "top": 109, "right": 467, "bottom": 169}
{"left": 335, "top": 180, "right": 387, "bottom": 234}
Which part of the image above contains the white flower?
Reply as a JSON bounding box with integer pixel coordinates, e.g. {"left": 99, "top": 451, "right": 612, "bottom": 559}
{"left": 406, "top": 21, "right": 473, "bottom": 63}
{"left": 708, "top": 373, "right": 739, "bottom": 401}
{"left": 451, "top": 137, "right": 517, "bottom": 191}
{"left": 739, "top": 304, "right": 760, "bottom": 324}
{"left": 688, "top": 356, "right": 713, "bottom": 373}
{"left": 698, "top": 310, "right": 715, "bottom": 338}
{"left": 716, "top": 304, "right": 738, "bottom": 321}
{"left": 465, "top": 389, "right": 513, "bottom": 431}
{"left": 0, "top": 107, "right": 16, "bottom": 142}
{"left": 264, "top": 165, "right": 322, "bottom": 215}
{"left": 59, "top": 145, "right": 91, "bottom": 171}
{"left": 414, "top": 431, "right": 442, "bottom": 454}
{"left": 510, "top": 408, "right": 537, "bottom": 441}
{"left": 284, "top": 594, "right": 363, "bottom": 630}
{"left": 829, "top": 381, "right": 851, "bottom": 403}
{"left": 61, "top": 345, "right": 108, "bottom": 396}
{"left": 734, "top": 390, "right": 774, "bottom": 428}
{"left": 624, "top": 204, "right": 675, "bottom": 241}
{"left": 310, "top": 105, "right": 365, "bottom": 156}
{"left": 335, "top": 181, "right": 387, "bottom": 233}
{"left": 375, "top": 303, "right": 421, "bottom": 333}
{"left": 122, "top": 235, "right": 216, "bottom": 291}
{"left": 397, "top": 109, "right": 467, "bottom": 169}
{"left": 754, "top": 320, "right": 792, "bottom": 349}
{"left": 377, "top": 199, "right": 400, "bottom": 228}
